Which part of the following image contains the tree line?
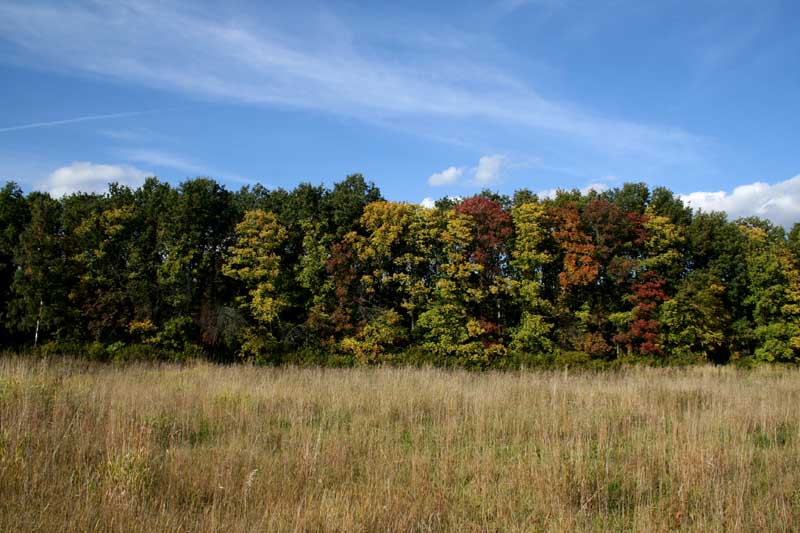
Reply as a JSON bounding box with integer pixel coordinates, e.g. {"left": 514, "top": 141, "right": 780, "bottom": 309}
{"left": 1, "top": 175, "right": 798, "bottom": 367}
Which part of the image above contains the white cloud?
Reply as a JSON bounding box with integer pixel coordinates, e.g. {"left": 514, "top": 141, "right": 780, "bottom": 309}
{"left": 473, "top": 154, "right": 504, "bottom": 185}
{"left": 428, "top": 166, "right": 465, "bottom": 186}
{"left": 41, "top": 161, "right": 151, "bottom": 197}
{"left": 531, "top": 176, "right": 800, "bottom": 228}
{"left": 420, "top": 197, "right": 436, "bottom": 208}
{"left": 583, "top": 182, "right": 611, "bottom": 194}
{"left": 538, "top": 181, "right": 610, "bottom": 199}
{"left": 427, "top": 155, "right": 505, "bottom": 188}
{"left": 680, "top": 175, "right": 800, "bottom": 227}
{"left": 0, "top": 1, "right": 702, "bottom": 161}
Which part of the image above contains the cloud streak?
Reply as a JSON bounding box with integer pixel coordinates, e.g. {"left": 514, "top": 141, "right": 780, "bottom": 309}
{"left": 121, "top": 149, "right": 208, "bottom": 176}
{"left": 0, "top": 0, "right": 703, "bottom": 161}
{"left": 0, "top": 110, "right": 153, "bottom": 134}
{"left": 120, "top": 148, "right": 257, "bottom": 185}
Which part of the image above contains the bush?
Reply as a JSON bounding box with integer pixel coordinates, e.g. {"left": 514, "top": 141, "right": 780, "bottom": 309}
{"left": 111, "top": 344, "right": 158, "bottom": 363}
{"left": 37, "top": 340, "right": 84, "bottom": 359}
{"left": 280, "top": 347, "right": 355, "bottom": 367}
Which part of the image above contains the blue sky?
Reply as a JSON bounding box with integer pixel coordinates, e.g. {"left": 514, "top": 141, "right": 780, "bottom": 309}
{"left": 1, "top": 0, "right": 799, "bottom": 225}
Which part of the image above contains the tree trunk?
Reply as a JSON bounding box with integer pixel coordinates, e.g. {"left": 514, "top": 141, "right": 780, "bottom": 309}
{"left": 34, "top": 298, "right": 43, "bottom": 347}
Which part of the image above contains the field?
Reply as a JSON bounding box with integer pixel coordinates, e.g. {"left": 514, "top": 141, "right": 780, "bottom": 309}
{"left": 1, "top": 357, "right": 800, "bottom": 531}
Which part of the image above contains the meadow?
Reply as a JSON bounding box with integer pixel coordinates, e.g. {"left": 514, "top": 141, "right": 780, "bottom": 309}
{"left": 1, "top": 357, "right": 799, "bottom": 531}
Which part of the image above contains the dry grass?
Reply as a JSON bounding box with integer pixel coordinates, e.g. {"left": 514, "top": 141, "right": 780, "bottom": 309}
{"left": 1, "top": 357, "right": 800, "bottom": 531}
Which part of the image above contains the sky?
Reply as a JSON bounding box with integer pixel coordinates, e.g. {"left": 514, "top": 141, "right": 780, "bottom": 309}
{"left": 0, "top": 0, "right": 799, "bottom": 226}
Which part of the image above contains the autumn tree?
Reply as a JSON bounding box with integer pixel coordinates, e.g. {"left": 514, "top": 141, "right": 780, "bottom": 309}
{"left": 223, "top": 209, "right": 287, "bottom": 361}
{"left": 1, "top": 175, "right": 799, "bottom": 368}
{"left": 550, "top": 198, "right": 648, "bottom": 356}
{"left": 415, "top": 208, "right": 497, "bottom": 365}
{"left": 641, "top": 206, "right": 686, "bottom": 289}
{"left": 612, "top": 272, "right": 669, "bottom": 356}
{"left": 509, "top": 199, "right": 553, "bottom": 354}
{"left": 454, "top": 196, "right": 514, "bottom": 342}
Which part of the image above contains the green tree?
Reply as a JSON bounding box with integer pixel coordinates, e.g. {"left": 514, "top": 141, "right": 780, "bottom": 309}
{"left": 323, "top": 174, "right": 382, "bottom": 238}
{"left": 9, "top": 192, "right": 70, "bottom": 345}
{"left": 648, "top": 186, "right": 692, "bottom": 227}
{"left": 159, "top": 178, "right": 238, "bottom": 352}
{"left": 295, "top": 220, "right": 337, "bottom": 346}
{"left": 603, "top": 182, "right": 650, "bottom": 215}
{"left": 739, "top": 223, "right": 800, "bottom": 362}
{"left": 127, "top": 178, "right": 173, "bottom": 329}
{"left": 660, "top": 271, "right": 730, "bottom": 361}
{"left": 69, "top": 186, "right": 138, "bottom": 342}
{"left": 0, "top": 182, "right": 29, "bottom": 345}
{"left": 687, "top": 211, "right": 750, "bottom": 356}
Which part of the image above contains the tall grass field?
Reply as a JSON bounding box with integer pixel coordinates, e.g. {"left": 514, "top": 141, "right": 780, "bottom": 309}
{"left": 2, "top": 357, "right": 799, "bottom": 531}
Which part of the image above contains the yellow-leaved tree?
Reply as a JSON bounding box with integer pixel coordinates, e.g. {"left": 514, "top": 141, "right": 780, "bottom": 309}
{"left": 223, "top": 209, "right": 287, "bottom": 361}
{"left": 509, "top": 200, "right": 553, "bottom": 355}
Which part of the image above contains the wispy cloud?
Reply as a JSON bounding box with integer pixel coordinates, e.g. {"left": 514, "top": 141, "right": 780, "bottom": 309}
{"left": 0, "top": 0, "right": 704, "bottom": 162}
{"left": 120, "top": 148, "right": 256, "bottom": 185}
{"left": 97, "top": 128, "right": 175, "bottom": 144}
{"left": 121, "top": 149, "right": 207, "bottom": 176}
{"left": 497, "top": 0, "right": 566, "bottom": 15}
{"left": 0, "top": 110, "right": 152, "bottom": 134}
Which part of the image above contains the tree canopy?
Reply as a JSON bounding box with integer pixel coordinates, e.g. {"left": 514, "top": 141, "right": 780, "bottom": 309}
{"left": 1, "top": 176, "right": 798, "bottom": 367}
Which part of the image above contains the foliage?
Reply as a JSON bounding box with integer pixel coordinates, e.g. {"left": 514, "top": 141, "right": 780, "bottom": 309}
{"left": 660, "top": 272, "right": 730, "bottom": 361}
{"left": 0, "top": 176, "right": 798, "bottom": 367}
{"left": 223, "top": 209, "right": 287, "bottom": 324}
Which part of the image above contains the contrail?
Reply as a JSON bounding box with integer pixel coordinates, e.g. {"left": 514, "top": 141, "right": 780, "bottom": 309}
{"left": 0, "top": 110, "right": 155, "bottom": 133}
